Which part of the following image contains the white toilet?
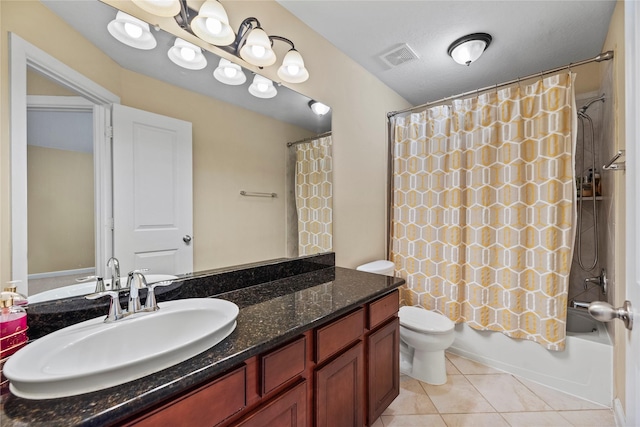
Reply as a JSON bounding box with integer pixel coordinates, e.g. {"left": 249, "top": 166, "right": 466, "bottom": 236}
{"left": 356, "top": 260, "right": 456, "bottom": 385}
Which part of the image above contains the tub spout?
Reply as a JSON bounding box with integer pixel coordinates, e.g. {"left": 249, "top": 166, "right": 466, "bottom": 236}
{"left": 571, "top": 300, "right": 591, "bottom": 309}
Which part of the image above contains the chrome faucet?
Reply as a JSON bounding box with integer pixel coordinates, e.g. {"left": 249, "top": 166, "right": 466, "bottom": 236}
{"left": 107, "top": 257, "right": 121, "bottom": 290}
{"left": 86, "top": 269, "right": 174, "bottom": 322}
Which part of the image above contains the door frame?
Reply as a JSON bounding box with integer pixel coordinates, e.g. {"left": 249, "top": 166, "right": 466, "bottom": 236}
{"left": 9, "top": 33, "right": 120, "bottom": 295}
{"left": 624, "top": 1, "right": 640, "bottom": 425}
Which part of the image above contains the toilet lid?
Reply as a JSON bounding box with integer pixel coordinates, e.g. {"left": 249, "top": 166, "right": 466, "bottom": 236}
{"left": 399, "top": 306, "right": 455, "bottom": 334}
{"left": 356, "top": 260, "right": 395, "bottom": 275}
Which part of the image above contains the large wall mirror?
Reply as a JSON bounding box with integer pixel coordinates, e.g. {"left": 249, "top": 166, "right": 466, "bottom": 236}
{"left": 10, "top": 0, "right": 332, "bottom": 302}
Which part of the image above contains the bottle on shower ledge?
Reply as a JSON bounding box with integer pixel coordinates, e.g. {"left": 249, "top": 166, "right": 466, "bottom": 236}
{"left": 594, "top": 170, "right": 602, "bottom": 196}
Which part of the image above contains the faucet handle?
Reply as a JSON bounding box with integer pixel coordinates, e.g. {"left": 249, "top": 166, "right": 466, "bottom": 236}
{"left": 144, "top": 280, "right": 174, "bottom": 311}
{"left": 85, "top": 290, "right": 125, "bottom": 322}
{"left": 76, "top": 276, "right": 105, "bottom": 293}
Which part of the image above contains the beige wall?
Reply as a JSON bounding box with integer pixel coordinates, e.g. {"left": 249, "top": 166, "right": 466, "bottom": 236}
{"left": 27, "top": 146, "right": 94, "bottom": 273}
{"left": 2, "top": 0, "right": 353, "bottom": 282}
{"left": 599, "top": 0, "right": 627, "bottom": 412}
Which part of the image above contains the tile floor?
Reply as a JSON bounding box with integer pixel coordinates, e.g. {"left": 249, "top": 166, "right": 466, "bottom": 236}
{"left": 373, "top": 352, "right": 616, "bottom": 427}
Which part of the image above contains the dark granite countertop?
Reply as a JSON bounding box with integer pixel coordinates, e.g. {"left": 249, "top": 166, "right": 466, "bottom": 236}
{"left": 0, "top": 265, "right": 403, "bottom": 426}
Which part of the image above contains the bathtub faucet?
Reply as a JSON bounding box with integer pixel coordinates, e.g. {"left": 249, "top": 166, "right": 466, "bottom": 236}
{"left": 571, "top": 300, "right": 591, "bottom": 309}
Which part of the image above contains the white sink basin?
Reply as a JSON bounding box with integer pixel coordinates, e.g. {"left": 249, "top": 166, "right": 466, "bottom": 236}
{"left": 4, "top": 298, "right": 239, "bottom": 400}
{"left": 28, "top": 274, "right": 178, "bottom": 304}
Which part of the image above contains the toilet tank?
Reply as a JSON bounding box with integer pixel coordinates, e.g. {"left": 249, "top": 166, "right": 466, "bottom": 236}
{"left": 356, "top": 260, "right": 395, "bottom": 277}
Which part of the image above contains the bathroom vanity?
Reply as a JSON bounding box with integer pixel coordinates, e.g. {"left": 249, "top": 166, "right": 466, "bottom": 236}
{"left": 0, "top": 253, "right": 403, "bottom": 426}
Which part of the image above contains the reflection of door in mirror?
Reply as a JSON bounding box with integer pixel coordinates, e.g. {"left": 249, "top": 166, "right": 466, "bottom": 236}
{"left": 26, "top": 71, "right": 98, "bottom": 295}
{"left": 112, "top": 104, "right": 193, "bottom": 276}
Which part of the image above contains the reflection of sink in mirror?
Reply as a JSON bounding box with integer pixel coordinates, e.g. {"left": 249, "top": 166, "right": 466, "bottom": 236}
{"left": 4, "top": 298, "right": 238, "bottom": 399}
{"left": 27, "top": 274, "right": 178, "bottom": 304}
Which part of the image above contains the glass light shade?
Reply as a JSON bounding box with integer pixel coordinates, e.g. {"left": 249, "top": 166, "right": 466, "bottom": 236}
{"left": 248, "top": 75, "right": 277, "bottom": 99}
{"left": 309, "top": 101, "right": 330, "bottom": 116}
{"left": 168, "top": 38, "right": 207, "bottom": 70}
{"left": 277, "top": 49, "right": 309, "bottom": 83}
{"left": 239, "top": 27, "right": 276, "bottom": 67}
{"left": 213, "top": 58, "right": 247, "bottom": 85}
{"left": 107, "top": 11, "right": 157, "bottom": 50}
{"left": 450, "top": 39, "right": 488, "bottom": 66}
{"left": 191, "top": 0, "right": 235, "bottom": 46}
{"left": 132, "top": 0, "right": 181, "bottom": 17}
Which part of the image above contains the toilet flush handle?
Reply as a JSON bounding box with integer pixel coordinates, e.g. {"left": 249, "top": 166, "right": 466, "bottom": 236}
{"left": 588, "top": 300, "right": 633, "bottom": 331}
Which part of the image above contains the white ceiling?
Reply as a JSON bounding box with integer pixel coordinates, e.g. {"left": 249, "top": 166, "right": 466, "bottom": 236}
{"left": 277, "top": 0, "right": 617, "bottom": 106}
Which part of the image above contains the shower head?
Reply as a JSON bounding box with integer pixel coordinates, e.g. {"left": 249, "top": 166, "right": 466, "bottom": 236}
{"left": 578, "top": 94, "right": 605, "bottom": 116}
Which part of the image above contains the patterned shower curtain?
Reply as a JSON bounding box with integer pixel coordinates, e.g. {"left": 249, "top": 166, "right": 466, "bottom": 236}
{"left": 391, "top": 74, "right": 576, "bottom": 350}
{"left": 295, "top": 135, "right": 333, "bottom": 255}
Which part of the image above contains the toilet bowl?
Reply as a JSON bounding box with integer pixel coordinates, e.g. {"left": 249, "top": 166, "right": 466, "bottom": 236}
{"left": 398, "top": 306, "right": 455, "bottom": 385}
{"left": 356, "top": 260, "right": 455, "bottom": 385}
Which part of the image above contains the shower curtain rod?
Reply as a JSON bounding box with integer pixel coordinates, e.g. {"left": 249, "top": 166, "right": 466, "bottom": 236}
{"left": 387, "top": 50, "right": 614, "bottom": 118}
{"left": 287, "top": 131, "right": 332, "bottom": 147}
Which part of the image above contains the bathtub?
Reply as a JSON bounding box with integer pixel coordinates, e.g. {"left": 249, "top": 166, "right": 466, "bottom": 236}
{"left": 448, "top": 307, "right": 612, "bottom": 406}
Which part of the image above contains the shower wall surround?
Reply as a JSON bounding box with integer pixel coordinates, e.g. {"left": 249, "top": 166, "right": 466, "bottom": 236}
{"left": 569, "top": 66, "right": 615, "bottom": 306}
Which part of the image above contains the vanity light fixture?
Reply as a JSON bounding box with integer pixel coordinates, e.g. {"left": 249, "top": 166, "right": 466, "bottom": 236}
{"left": 239, "top": 26, "right": 276, "bottom": 67}
{"left": 277, "top": 49, "right": 309, "bottom": 84}
{"left": 213, "top": 58, "right": 247, "bottom": 85}
{"left": 168, "top": 38, "right": 208, "bottom": 70}
{"left": 190, "top": 0, "right": 235, "bottom": 46}
{"left": 131, "top": 0, "right": 181, "bottom": 18}
{"left": 107, "top": 11, "right": 157, "bottom": 50}
{"left": 309, "top": 100, "right": 330, "bottom": 116}
{"left": 447, "top": 33, "right": 492, "bottom": 66}
{"left": 248, "top": 75, "right": 277, "bottom": 99}
{"left": 169, "top": 3, "right": 310, "bottom": 83}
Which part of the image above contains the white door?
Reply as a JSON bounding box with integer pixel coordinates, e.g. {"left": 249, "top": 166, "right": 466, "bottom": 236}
{"left": 626, "top": 2, "right": 640, "bottom": 425}
{"left": 112, "top": 104, "right": 193, "bottom": 276}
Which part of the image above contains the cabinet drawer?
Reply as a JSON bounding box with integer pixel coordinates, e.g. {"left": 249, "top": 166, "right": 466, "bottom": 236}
{"left": 130, "top": 366, "right": 246, "bottom": 427}
{"left": 315, "top": 308, "right": 364, "bottom": 364}
{"left": 368, "top": 290, "right": 399, "bottom": 330}
{"left": 261, "top": 336, "right": 306, "bottom": 396}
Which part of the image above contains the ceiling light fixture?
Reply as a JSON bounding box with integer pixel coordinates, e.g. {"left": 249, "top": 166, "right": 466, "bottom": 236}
{"left": 309, "top": 101, "right": 330, "bottom": 116}
{"left": 447, "top": 33, "right": 492, "bottom": 66}
{"left": 168, "top": 38, "right": 208, "bottom": 70}
{"left": 132, "top": 0, "right": 181, "bottom": 18}
{"left": 107, "top": 11, "right": 157, "bottom": 50}
{"left": 213, "top": 58, "right": 247, "bottom": 85}
{"left": 248, "top": 75, "right": 277, "bottom": 99}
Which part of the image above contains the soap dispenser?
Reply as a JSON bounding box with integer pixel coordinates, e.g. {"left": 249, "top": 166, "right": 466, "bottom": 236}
{"left": 0, "top": 295, "right": 28, "bottom": 358}
{"left": 3, "top": 281, "right": 27, "bottom": 306}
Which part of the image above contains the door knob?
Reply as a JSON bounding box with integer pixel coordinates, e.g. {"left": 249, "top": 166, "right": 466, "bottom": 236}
{"left": 588, "top": 300, "right": 633, "bottom": 330}
{"left": 183, "top": 235, "right": 192, "bottom": 244}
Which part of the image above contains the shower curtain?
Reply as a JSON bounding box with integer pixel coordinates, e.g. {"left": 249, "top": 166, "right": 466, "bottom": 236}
{"left": 295, "top": 135, "right": 333, "bottom": 255}
{"left": 391, "top": 74, "right": 576, "bottom": 350}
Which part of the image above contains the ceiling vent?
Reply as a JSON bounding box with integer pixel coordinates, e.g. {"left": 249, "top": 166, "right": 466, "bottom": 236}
{"left": 380, "top": 44, "right": 419, "bottom": 68}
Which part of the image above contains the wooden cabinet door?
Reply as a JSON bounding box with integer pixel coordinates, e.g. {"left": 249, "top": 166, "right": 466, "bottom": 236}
{"left": 315, "top": 342, "right": 364, "bottom": 427}
{"left": 128, "top": 366, "right": 246, "bottom": 427}
{"left": 235, "top": 381, "right": 306, "bottom": 427}
{"left": 367, "top": 317, "right": 400, "bottom": 424}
